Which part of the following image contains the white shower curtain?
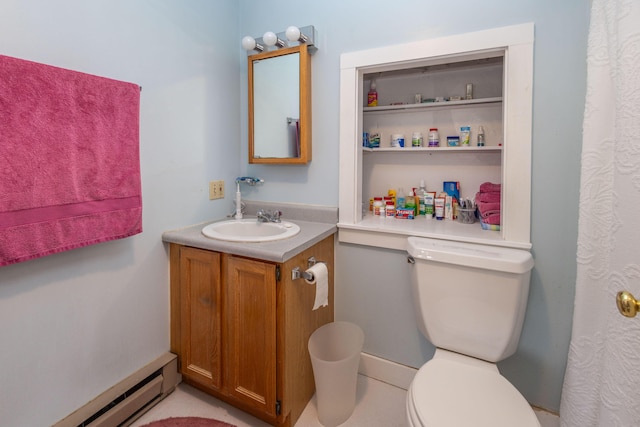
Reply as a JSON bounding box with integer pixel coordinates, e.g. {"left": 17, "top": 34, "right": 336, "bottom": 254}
{"left": 560, "top": 0, "right": 640, "bottom": 426}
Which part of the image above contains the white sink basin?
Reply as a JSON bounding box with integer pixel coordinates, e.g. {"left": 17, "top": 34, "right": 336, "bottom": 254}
{"left": 202, "top": 219, "right": 301, "bottom": 243}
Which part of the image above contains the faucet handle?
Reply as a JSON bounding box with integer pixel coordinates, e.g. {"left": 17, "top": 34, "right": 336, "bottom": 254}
{"left": 256, "top": 208, "right": 282, "bottom": 222}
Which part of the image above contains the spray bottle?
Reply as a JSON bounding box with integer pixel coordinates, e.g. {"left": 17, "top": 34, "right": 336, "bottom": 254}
{"left": 367, "top": 80, "right": 378, "bottom": 107}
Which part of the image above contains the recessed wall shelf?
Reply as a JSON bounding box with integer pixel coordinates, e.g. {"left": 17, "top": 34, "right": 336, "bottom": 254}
{"left": 338, "top": 24, "right": 534, "bottom": 250}
{"left": 362, "top": 146, "right": 502, "bottom": 153}
{"left": 363, "top": 97, "right": 502, "bottom": 113}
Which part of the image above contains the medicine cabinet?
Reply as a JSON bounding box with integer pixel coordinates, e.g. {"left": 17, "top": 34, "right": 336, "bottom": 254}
{"left": 248, "top": 44, "right": 312, "bottom": 164}
{"left": 337, "top": 24, "right": 534, "bottom": 250}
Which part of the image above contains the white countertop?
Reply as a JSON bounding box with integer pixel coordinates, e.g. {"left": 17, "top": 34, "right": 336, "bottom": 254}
{"left": 162, "top": 217, "right": 337, "bottom": 263}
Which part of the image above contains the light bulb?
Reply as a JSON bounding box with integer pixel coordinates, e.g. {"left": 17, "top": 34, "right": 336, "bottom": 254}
{"left": 263, "top": 31, "right": 277, "bottom": 46}
{"left": 241, "top": 36, "right": 263, "bottom": 52}
{"left": 285, "top": 26, "right": 301, "bottom": 42}
{"left": 242, "top": 36, "right": 256, "bottom": 50}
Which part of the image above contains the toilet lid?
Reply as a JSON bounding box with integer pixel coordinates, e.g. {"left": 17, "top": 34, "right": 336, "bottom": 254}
{"left": 410, "top": 357, "right": 540, "bottom": 427}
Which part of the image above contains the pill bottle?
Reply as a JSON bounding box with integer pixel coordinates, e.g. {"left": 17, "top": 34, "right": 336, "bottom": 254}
{"left": 373, "top": 197, "right": 384, "bottom": 216}
{"left": 428, "top": 128, "right": 439, "bottom": 147}
{"left": 385, "top": 201, "right": 395, "bottom": 218}
{"left": 412, "top": 132, "right": 423, "bottom": 147}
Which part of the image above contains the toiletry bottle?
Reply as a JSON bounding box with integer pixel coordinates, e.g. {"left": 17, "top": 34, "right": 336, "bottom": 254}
{"left": 424, "top": 192, "right": 435, "bottom": 219}
{"left": 477, "top": 125, "right": 486, "bottom": 146}
{"left": 415, "top": 180, "right": 428, "bottom": 216}
{"left": 428, "top": 128, "right": 440, "bottom": 147}
{"left": 367, "top": 80, "right": 378, "bottom": 107}
{"left": 435, "top": 196, "right": 445, "bottom": 220}
{"left": 405, "top": 189, "right": 416, "bottom": 216}
{"left": 388, "top": 189, "right": 397, "bottom": 207}
{"left": 373, "top": 197, "right": 383, "bottom": 216}
{"left": 397, "top": 187, "right": 406, "bottom": 208}
{"left": 385, "top": 201, "right": 395, "bottom": 218}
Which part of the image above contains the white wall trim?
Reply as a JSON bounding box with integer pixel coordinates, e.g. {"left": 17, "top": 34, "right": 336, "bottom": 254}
{"left": 358, "top": 352, "right": 418, "bottom": 391}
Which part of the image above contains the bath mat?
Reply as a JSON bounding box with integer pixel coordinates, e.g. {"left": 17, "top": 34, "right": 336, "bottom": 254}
{"left": 139, "top": 417, "right": 236, "bottom": 427}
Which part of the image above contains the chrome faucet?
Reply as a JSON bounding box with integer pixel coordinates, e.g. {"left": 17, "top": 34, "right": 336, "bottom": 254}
{"left": 234, "top": 177, "right": 264, "bottom": 219}
{"left": 257, "top": 209, "right": 282, "bottom": 223}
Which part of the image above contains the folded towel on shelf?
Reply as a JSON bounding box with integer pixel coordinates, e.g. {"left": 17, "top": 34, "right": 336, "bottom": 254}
{"left": 475, "top": 191, "right": 501, "bottom": 203}
{"left": 482, "top": 212, "right": 501, "bottom": 225}
{"left": 479, "top": 182, "right": 502, "bottom": 193}
{"left": 0, "top": 54, "right": 141, "bottom": 266}
{"left": 476, "top": 201, "right": 501, "bottom": 218}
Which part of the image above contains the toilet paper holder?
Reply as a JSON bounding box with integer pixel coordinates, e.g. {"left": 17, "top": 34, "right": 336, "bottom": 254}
{"left": 292, "top": 257, "right": 323, "bottom": 281}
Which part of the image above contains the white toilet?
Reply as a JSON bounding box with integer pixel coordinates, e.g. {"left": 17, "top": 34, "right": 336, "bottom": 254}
{"left": 405, "top": 236, "right": 540, "bottom": 427}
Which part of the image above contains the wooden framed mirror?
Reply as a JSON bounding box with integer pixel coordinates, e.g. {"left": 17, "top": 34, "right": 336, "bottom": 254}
{"left": 248, "top": 44, "right": 311, "bottom": 164}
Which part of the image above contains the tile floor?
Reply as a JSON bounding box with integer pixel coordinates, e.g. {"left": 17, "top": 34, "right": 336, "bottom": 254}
{"left": 131, "top": 375, "right": 560, "bottom": 427}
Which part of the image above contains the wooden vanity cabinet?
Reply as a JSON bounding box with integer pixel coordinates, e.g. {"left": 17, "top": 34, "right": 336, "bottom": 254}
{"left": 169, "top": 235, "right": 334, "bottom": 427}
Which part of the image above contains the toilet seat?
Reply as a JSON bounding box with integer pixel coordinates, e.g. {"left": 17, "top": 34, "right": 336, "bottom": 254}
{"left": 407, "top": 350, "right": 540, "bottom": 427}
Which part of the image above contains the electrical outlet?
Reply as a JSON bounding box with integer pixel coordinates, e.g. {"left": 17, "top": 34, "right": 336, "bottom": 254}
{"left": 209, "top": 180, "right": 224, "bottom": 200}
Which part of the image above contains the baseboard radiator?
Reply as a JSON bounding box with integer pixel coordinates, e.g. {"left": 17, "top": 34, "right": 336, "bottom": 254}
{"left": 54, "top": 352, "right": 179, "bottom": 427}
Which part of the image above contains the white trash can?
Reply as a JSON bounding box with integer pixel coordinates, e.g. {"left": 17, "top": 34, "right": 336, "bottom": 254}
{"left": 308, "top": 321, "right": 364, "bottom": 427}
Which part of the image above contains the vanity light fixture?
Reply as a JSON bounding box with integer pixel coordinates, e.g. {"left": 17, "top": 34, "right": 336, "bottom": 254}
{"left": 241, "top": 36, "right": 264, "bottom": 53}
{"left": 242, "top": 25, "right": 317, "bottom": 55}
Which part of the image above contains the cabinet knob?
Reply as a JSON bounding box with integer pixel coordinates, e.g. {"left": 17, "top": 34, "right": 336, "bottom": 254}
{"left": 617, "top": 291, "right": 640, "bottom": 318}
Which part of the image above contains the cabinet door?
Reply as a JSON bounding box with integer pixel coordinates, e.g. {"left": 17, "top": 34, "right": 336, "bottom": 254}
{"left": 225, "top": 255, "right": 277, "bottom": 417}
{"left": 179, "top": 246, "right": 223, "bottom": 391}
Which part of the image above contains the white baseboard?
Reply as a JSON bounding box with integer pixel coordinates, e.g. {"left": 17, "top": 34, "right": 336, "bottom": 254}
{"left": 358, "top": 352, "right": 418, "bottom": 390}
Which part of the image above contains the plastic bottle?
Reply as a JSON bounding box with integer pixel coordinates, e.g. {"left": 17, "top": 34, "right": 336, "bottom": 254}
{"left": 428, "top": 128, "right": 440, "bottom": 147}
{"left": 367, "top": 80, "right": 378, "bottom": 107}
{"left": 477, "top": 125, "right": 486, "bottom": 146}
{"left": 387, "top": 189, "right": 397, "bottom": 206}
{"left": 373, "top": 197, "right": 384, "bottom": 216}
{"left": 397, "top": 188, "right": 406, "bottom": 208}
{"left": 411, "top": 132, "right": 423, "bottom": 147}
{"left": 415, "top": 180, "right": 428, "bottom": 216}
{"left": 405, "top": 189, "right": 416, "bottom": 216}
{"left": 460, "top": 126, "right": 471, "bottom": 146}
{"left": 385, "top": 201, "right": 395, "bottom": 218}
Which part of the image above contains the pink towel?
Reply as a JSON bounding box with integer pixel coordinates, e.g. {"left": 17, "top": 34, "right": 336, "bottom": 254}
{"left": 482, "top": 212, "right": 501, "bottom": 225}
{"left": 475, "top": 191, "right": 501, "bottom": 203}
{"left": 477, "top": 201, "right": 501, "bottom": 218}
{"left": 0, "top": 55, "right": 141, "bottom": 266}
{"left": 479, "top": 182, "right": 501, "bottom": 193}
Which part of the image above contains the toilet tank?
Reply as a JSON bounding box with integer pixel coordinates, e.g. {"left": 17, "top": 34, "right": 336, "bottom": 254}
{"left": 406, "top": 236, "right": 534, "bottom": 363}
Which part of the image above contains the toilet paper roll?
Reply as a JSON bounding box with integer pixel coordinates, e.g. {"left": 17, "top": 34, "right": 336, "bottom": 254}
{"left": 305, "top": 262, "right": 328, "bottom": 310}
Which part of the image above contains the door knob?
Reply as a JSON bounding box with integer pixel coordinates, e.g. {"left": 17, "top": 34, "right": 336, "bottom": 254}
{"left": 616, "top": 291, "right": 640, "bottom": 318}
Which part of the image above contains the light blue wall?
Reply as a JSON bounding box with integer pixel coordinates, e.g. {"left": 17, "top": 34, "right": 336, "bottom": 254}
{"left": 239, "top": 0, "right": 590, "bottom": 412}
{"left": 0, "top": 1, "right": 240, "bottom": 426}
{"left": 0, "top": 1, "right": 588, "bottom": 424}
